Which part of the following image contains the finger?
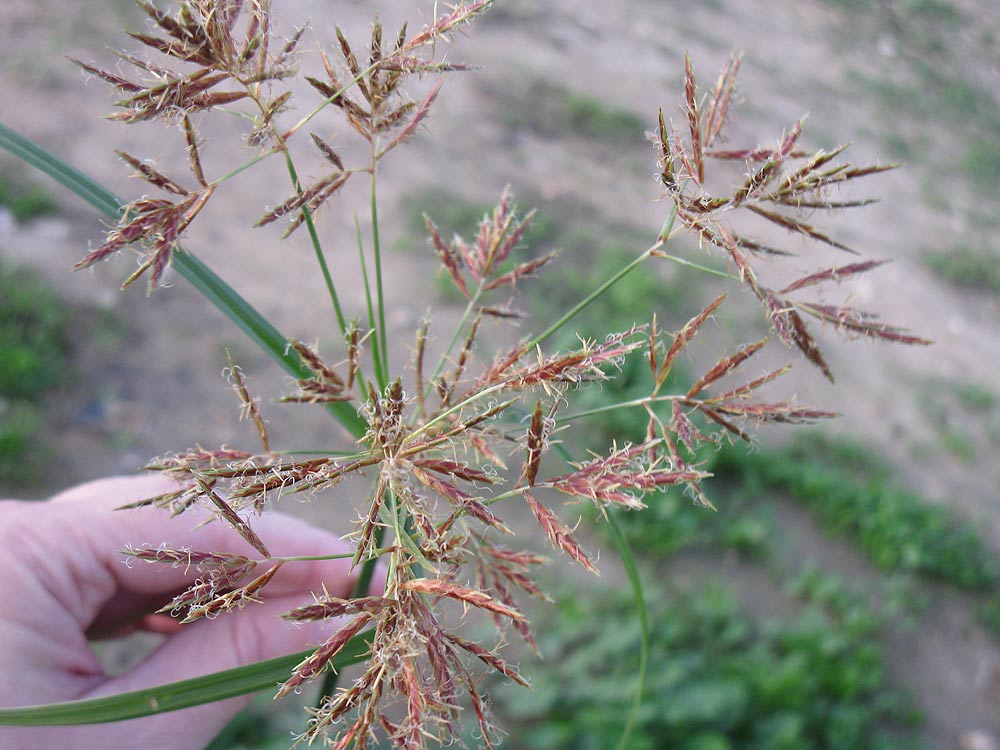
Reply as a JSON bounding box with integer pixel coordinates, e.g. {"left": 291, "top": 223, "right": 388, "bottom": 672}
{"left": 82, "top": 595, "right": 358, "bottom": 749}
{"left": 16, "top": 475, "right": 361, "bottom": 629}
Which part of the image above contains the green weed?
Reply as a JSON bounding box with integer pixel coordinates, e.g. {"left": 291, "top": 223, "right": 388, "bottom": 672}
{"left": 0, "top": 171, "right": 58, "bottom": 221}
{"left": 0, "top": 265, "right": 69, "bottom": 400}
{"left": 497, "top": 581, "right": 916, "bottom": 750}
{"left": 496, "top": 76, "right": 648, "bottom": 146}
{"left": 0, "top": 264, "right": 71, "bottom": 485}
{"left": 713, "top": 435, "right": 1000, "bottom": 591}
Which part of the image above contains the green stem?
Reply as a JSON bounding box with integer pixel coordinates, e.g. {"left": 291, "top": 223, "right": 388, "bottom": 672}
{"left": 654, "top": 251, "right": 735, "bottom": 280}
{"left": 0, "top": 634, "right": 372, "bottom": 725}
{"left": 282, "top": 151, "right": 348, "bottom": 335}
{"left": 405, "top": 382, "right": 506, "bottom": 444}
{"left": 527, "top": 203, "right": 682, "bottom": 350}
{"left": 550, "top": 442, "right": 648, "bottom": 750}
{"left": 370, "top": 166, "right": 389, "bottom": 381}
{"left": 212, "top": 147, "right": 277, "bottom": 186}
{"left": 529, "top": 245, "right": 658, "bottom": 349}
{"left": 270, "top": 552, "right": 354, "bottom": 562}
{"left": 561, "top": 394, "right": 681, "bottom": 423}
{"left": 355, "top": 214, "right": 387, "bottom": 389}
{"left": 426, "top": 283, "right": 484, "bottom": 397}
{"left": 607, "top": 510, "right": 649, "bottom": 750}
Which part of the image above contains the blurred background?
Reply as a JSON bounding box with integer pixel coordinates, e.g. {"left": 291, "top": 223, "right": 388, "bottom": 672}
{"left": 1, "top": 1, "right": 999, "bottom": 748}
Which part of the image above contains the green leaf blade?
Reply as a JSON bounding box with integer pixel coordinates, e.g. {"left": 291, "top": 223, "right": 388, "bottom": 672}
{"left": 0, "top": 633, "right": 370, "bottom": 726}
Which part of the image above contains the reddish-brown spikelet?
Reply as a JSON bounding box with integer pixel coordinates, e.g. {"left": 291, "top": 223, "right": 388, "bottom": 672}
{"left": 775, "top": 299, "right": 834, "bottom": 382}
{"left": 796, "top": 301, "right": 933, "bottom": 346}
{"left": 686, "top": 337, "right": 768, "bottom": 398}
{"left": 683, "top": 52, "right": 704, "bottom": 184}
{"left": 425, "top": 217, "right": 470, "bottom": 298}
{"left": 123, "top": 545, "right": 256, "bottom": 574}
{"left": 657, "top": 294, "right": 727, "bottom": 387}
{"left": 443, "top": 632, "right": 529, "bottom": 687}
{"left": 523, "top": 491, "right": 598, "bottom": 574}
{"left": 780, "top": 259, "right": 889, "bottom": 294}
{"left": 711, "top": 400, "right": 837, "bottom": 424}
{"left": 180, "top": 560, "right": 283, "bottom": 623}
{"left": 276, "top": 612, "right": 374, "bottom": 698}
{"left": 196, "top": 478, "right": 270, "bottom": 557}
{"left": 226, "top": 353, "right": 270, "bottom": 453}
{"left": 116, "top": 150, "right": 190, "bottom": 195}
{"left": 411, "top": 466, "right": 511, "bottom": 534}
{"left": 745, "top": 204, "right": 856, "bottom": 254}
{"left": 671, "top": 400, "right": 707, "bottom": 452}
{"left": 379, "top": 77, "right": 443, "bottom": 157}
{"left": 710, "top": 366, "right": 792, "bottom": 402}
{"left": 400, "top": 578, "right": 527, "bottom": 622}
{"left": 283, "top": 595, "right": 395, "bottom": 622}
{"left": 182, "top": 115, "right": 208, "bottom": 187}
{"left": 523, "top": 400, "right": 545, "bottom": 486}
{"left": 697, "top": 405, "right": 752, "bottom": 442}
{"left": 255, "top": 172, "right": 351, "bottom": 229}
{"left": 703, "top": 51, "right": 742, "bottom": 147}
{"left": 412, "top": 458, "right": 495, "bottom": 484}
{"left": 657, "top": 108, "right": 677, "bottom": 191}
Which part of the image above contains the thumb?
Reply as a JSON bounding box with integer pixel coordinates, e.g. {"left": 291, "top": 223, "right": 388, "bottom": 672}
{"left": 86, "top": 597, "right": 349, "bottom": 750}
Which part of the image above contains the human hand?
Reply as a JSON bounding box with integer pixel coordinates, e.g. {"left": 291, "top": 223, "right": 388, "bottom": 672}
{"left": 0, "top": 475, "right": 367, "bottom": 750}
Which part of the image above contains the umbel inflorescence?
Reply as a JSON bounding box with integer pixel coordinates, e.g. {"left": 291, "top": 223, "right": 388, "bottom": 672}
{"left": 74, "top": 1, "right": 929, "bottom": 747}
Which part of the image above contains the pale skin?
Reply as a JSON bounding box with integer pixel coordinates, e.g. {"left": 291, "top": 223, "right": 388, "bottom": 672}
{"left": 0, "top": 475, "right": 368, "bottom": 750}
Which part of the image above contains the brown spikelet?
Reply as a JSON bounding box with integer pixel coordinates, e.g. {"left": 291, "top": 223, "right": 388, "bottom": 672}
{"left": 710, "top": 366, "right": 792, "bottom": 402}
{"left": 443, "top": 632, "right": 530, "bottom": 687}
{"left": 276, "top": 612, "right": 374, "bottom": 698}
{"left": 779, "top": 260, "right": 888, "bottom": 295}
{"left": 697, "top": 405, "right": 752, "bottom": 442}
{"left": 311, "top": 132, "right": 345, "bottom": 170}
{"left": 523, "top": 491, "right": 598, "bottom": 575}
{"left": 671, "top": 401, "right": 707, "bottom": 452}
{"left": 226, "top": 352, "right": 270, "bottom": 454}
{"left": 683, "top": 52, "right": 704, "bottom": 184}
{"left": 746, "top": 205, "right": 857, "bottom": 254}
{"left": 182, "top": 115, "right": 207, "bottom": 187}
{"left": 703, "top": 51, "right": 742, "bottom": 147}
{"left": 196, "top": 479, "right": 270, "bottom": 557}
{"left": 180, "top": 560, "right": 283, "bottom": 623}
{"left": 283, "top": 595, "right": 395, "bottom": 622}
{"left": 767, "top": 298, "right": 834, "bottom": 382}
{"left": 657, "top": 107, "right": 676, "bottom": 191}
{"left": 523, "top": 400, "right": 545, "bottom": 486}
{"left": 379, "top": 77, "right": 443, "bottom": 157}
{"left": 483, "top": 251, "right": 557, "bottom": 291}
{"left": 117, "top": 150, "right": 189, "bottom": 195}
{"left": 426, "top": 217, "right": 470, "bottom": 298}
{"left": 686, "top": 337, "right": 768, "bottom": 398}
{"left": 255, "top": 172, "right": 351, "bottom": 228}
{"left": 400, "top": 578, "right": 527, "bottom": 621}
{"left": 657, "top": 294, "right": 727, "bottom": 386}
{"left": 796, "top": 301, "right": 933, "bottom": 346}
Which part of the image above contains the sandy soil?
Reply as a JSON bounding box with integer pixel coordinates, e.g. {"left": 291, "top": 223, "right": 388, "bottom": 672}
{"left": 2, "top": 1, "right": 1000, "bottom": 747}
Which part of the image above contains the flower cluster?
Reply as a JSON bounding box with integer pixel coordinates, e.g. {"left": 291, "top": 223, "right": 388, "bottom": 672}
{"left": 75, "top": 3, "right": 928, "bottom": 748}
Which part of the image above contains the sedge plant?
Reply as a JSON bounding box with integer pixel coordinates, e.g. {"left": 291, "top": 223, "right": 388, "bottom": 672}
{"left": 0, "top": 1, "right": 930, "bottom": 748}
